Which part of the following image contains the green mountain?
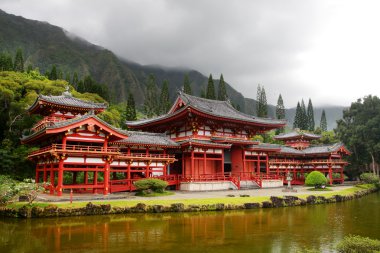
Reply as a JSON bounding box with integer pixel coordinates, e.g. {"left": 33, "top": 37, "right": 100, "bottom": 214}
{"left": 0, "top": 10, "right": 247, "bottom": 109}
{"left": 0, "top": 9, "right": 345, "bottom": 128}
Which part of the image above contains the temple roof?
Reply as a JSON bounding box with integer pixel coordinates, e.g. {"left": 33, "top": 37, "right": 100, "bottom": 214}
{"left": 271, "top": 143, "right": 349, "bottom": 156}
{"left": 274, "top": 131, "right": 321, "bottom": 140}
{"left": 110, "top": 132, "right": 179, "bottom": 148}
{"left": 127, "top": 92, "right": 286, "bottom": 128}
{"left": 21, "top": 114, "right": 127, "bottom": 143}
{"left": 28, "top": 89, "right": 107, "bottom": 115}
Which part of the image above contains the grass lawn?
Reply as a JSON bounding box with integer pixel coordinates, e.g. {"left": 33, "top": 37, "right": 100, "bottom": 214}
{"left": 6, "top": 184, "right": 377, "bottom": 210}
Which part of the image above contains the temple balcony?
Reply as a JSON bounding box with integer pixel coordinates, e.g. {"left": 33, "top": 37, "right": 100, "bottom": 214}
{"left": 28, "top": 144, "right": 120, "bottom": 158}
{"left": 28, "top": 144, "right": 176, "bottom": 161}
{"left": 31, "top": 116, "right": 67, "bottom": 132}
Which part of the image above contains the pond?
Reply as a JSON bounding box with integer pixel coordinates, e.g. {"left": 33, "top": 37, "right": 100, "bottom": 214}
{"left": 1, "top": 192, "right": 379, "bottom": 253}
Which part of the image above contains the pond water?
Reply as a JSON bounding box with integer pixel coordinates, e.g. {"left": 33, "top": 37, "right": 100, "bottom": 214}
{"left": 1, "top": 192, "right": 379, "bottom": 253}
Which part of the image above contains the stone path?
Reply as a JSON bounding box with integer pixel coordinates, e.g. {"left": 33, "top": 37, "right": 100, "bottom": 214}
{"left": 37, "top": 185, "right": 354, "bottom": 203}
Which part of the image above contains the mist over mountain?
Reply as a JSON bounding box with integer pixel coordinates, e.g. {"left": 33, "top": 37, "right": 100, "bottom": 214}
{"left": 0, "top": 9, "right": 344, "bottom": 129}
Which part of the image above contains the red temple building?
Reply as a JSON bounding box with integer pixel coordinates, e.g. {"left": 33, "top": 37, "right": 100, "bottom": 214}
{"left": 23, "top": 90, "right": 350, "bottom": 196}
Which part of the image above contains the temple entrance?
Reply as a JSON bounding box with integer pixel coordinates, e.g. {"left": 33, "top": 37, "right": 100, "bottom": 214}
{"left": 224, "top": 150, "right": 231, "bottom": 173}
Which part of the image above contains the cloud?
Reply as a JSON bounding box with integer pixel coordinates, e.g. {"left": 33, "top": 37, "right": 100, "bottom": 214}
{"left": 1, "top": 0, "right": 379, "bottom": 107}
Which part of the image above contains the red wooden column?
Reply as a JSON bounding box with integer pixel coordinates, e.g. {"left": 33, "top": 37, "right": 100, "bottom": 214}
{"left": 256, "top": 154, "right": 260, "bottom": 175}
{"left": 50, "top": 163, "right": 55, "bottom": 195}
{"left": 242, "top": 149, "right": 246, "bottom": 174}
{"left": 35, "top": 167, "right": 39, "bottom": 184}
{"left": 43, "top": 162, "right": 47, "bottom": 183}
{"left": 103, "top": 158, "right": 110, "bottom": 195}
{"left": 203, "top": 149, "right": 207, "bottom": 175}
{"left": 266, "top": 154, "right": 269, "bottom": 175}
{"left": 191, "top": 149, "right": 195, "bottom": 178}
{"left": 340, "top": 166, "right": 344, "bottom": 183}
{"left": 56, "top": 135, "right": 68, "bottom": 196}
{"left": 182, "top": 152, "right": 185, "bottom": 177}
{"left": 163, "top": 149, "right": 167, "bottom": 176}
{"left": 145, "top": 148, "right": 150, "bottom": 177}
{"left": 328, "top": 166, "right": 333, "bottom": 185}
{"left": 57, "top": 157, "right": 64, "bottom": 196}
{"left": 93, "top": 171, "right": 98, "bottom": 193}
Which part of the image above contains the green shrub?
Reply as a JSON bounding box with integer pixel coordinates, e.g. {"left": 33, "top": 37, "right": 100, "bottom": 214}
{"left": 336, "top": 235, "right": 380, "bottom": 253}
{"left": 360, "top": 173, "right": 380, "bottom": 184}
{"left": 305, "top": 171, "right": 327, "bottom": 188}
{"left": 134, "top": 179, "right": 168, "bottom": 193}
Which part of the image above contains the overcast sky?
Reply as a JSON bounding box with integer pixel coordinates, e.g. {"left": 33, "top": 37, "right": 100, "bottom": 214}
{"left": 1, "top": 0, "right": 379, "bottom": 107}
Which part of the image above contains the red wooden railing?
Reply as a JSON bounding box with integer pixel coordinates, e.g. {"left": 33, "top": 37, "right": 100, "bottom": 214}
{"left": 32, "top": 116, "right": 66, "bottom": 132}
{"left": 29, "top": 144, "right": 175, "bottom": 159}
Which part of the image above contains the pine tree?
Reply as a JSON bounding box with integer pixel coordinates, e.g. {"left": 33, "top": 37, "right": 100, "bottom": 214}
{"left": 276, "top": 94, "right": 285, "bottom": 119}
{"left": 217, "top": 74, "right": 227, "bottom": 101}
{"left": 26, "top": 64, "right": 33, "bottom": 73}
{"left": 13, "top": 48, "right": 24, "bottom": 72}
{"left": 256, "top": 84, "right": 268, "bottom": 117}
{"left": 58, "top": 70, "right": 63, "bottom": 80}
{"left": 126, "top": 93, "right": 137, "bottom": 121}
{"left": 50, "top": 65, "right": 57, "bottom": 80}
{"left": 183, "top": 73, "right": 192, "bottom": 95}
{"left": 65, "top": 72, "right": 71, "bottom": 83}
{"left": 206, "top": 74, "right": 216, "bottom": 100}
{"left": 0, "top": 53, "right": 13, "bottom": 71}
{"left": 300, "top": 99, "right": 307, "bottom": 130}
{"left": 320, "top": 109, "right": 327, "bottom": 131}
{"left": 143, "top": 74, "right": 159, "bottom": 117}
{"left": 307, "top": 98, "right": 315, "bottom": 131}
{"left": 159, "top": 80, "right": 171, "bottom": 114}
{"left": 72, "top": 72, "right": 79, "bottom": 89}
{"left": 293, "top": 102, "right": 302, "bottom": 129}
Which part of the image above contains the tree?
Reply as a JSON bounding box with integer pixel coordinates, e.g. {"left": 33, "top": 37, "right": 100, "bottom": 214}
{"left": 300, "top": 99, "right": 308, "bottom": 130}
{"left": 0, "top": 53, "right": 13, "bottom": 71}
{"left": 206, "top": 74, "right": 216, "bottom": 100}
{"left": 72, "top": 72, "right": 79, "bottom": 89}
{"left": 217, "top": 74, "right": 227, "bottom": 101}
{"left": 335, "top": 96, "right": 380, "bottom": 178}
{"left": 183, "top": 73, "right": 192, "bottom": 95}
{"left": 143, "top": 74, "right": 159, "bottom": 117}
{"left": 276, "top": 94, "right": 285, "bottom": 119}
{"left": 13, "top": 49, "right": 24, "bottom": 72}
{"left": 307, "top": 98, "right": 315, "bottom": 131}
{"left": 159, "top": 80, "right": 171, "bottom": 114}
{"left": 293, "top": 102, "right": 302, "bottom": 129}
{"left": 125, "top": 92, "right": 137, "bottom": 121}
{"left": 256, "top": 84, "right": 268, "bottom": 117}
{"left": 320, "top": 109, "right": 327, "bottom": 131}
{"left": 49, "top": 65, "right": 58, "bottom": 80}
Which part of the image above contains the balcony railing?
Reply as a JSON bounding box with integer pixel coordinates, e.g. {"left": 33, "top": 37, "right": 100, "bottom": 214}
{"left": 28, "top": 144, "right": 175, "bottom": 160}
{"left": 31, "top": 116, "right": 66, "bottom": 132}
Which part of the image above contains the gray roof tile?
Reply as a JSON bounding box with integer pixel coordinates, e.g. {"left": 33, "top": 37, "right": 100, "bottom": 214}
{"left": 274, "top": 131, "right": 321, "bottom": 140}
{"left": 111, "top": 132, "right": 179, "bottom": 147}
{"left": 127, "top": 92, "right": 286, "bottom": 127}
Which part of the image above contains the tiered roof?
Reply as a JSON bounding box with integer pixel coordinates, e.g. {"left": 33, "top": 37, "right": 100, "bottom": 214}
{"left": 127, "top": 92, "right": 286, "bottom": 129}
{"left": 274, "top": 131, "right": 321, "bottom": 141}
{"left": 28, "top": 89, "right": 107, "bottom": 115}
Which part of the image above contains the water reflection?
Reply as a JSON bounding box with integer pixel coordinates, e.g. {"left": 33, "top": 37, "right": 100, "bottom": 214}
{"left": 1, "top": 192, "right": 379, "bottom": 253}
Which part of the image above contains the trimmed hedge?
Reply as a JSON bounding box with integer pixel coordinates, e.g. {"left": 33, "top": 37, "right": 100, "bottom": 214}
{"left": 134, "top": 179, "right": 168, "bottom": 193}
{"left": 305, "top": 171, "right": 327, "bottom": 188}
